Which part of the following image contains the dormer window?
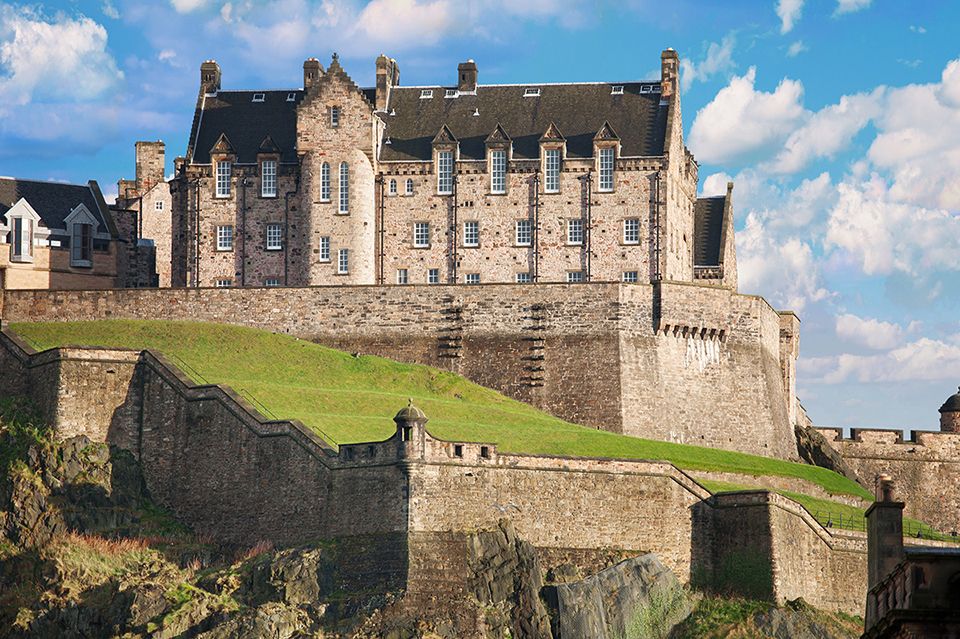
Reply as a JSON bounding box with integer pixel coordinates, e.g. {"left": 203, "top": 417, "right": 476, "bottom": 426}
{"left": 331, "top": 106, "right": 341, "bottom": 128}
{"left": 252, "top": 93, "right": 265, "bottom": 102}
{"left": 544, "top": 148, "right": 561, "bottom": 193}
{"left": 71, "top": 222, "right": 93, "bottom": 267}
{"left": 445, "top": 89, "right": 458, "bottom": 98}
{"left": 261, "top": 159, "right": 277, "bottom": 197}
{"left": 524, "top": 87, "right": 541, "bottom": 97}
{"left": 420, "top": 89, "right": 433, "bottom": 98}
{"left": 611, "top": 85, "right": 624, "bottom": 95}
{"left": 11, "top": 216, "right": 33, "bottom": 261}
{"left": 598, "top": 147, "right": 615, "bottom": 192}
{"left": 437, "top": 150, "right": 454, "bottom": 195}
{"left": 490, "top": 149, "right": 506, "bottom": 194}
{"left": 216, "top": 160, "right": 232, "bottom": 198}
{"left": 286, "top": 92, "right": 296, "bottom": 102}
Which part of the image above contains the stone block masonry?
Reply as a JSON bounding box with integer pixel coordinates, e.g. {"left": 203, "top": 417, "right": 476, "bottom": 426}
{"left": 0, "top": 280, "right": 799, "bottom": 460}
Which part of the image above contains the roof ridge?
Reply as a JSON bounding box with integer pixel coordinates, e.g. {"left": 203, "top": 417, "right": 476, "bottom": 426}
{"left": 0, "top": 176, "right": 89, "bottom": 188}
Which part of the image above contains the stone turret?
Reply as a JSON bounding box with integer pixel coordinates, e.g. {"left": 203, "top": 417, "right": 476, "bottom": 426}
{"left": 939, "top": 387, "right": 960, "bottom": 432}
{"left": 200, "top": 60, "right": 221, "bottom": 93}
{"left": 303, "top": 57, "right": 323, "bottom": 92}
{"left": 457, "top": 59, "right": 478, "bottom": 93}
{"left": 866, "top": 475, "right": 904, "bottom": 598}
{"left": 394, "top": 399, "right": 427, "bottom": 460}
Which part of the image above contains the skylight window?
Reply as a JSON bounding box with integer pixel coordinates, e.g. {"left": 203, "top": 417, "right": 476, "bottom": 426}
{"left": 640, "top": 85, "right": 652, "bottom": 94}
{"left": 445, "top": 89, "right": 458, "bottom": 98}
{"left": 523, "top": 87, "right": 541, "bottom": 97}
{"left": 420, "top": 89, "right": 433, "bottom": 99}
{"left": 252, "top": 93, "right": 265, "bottom": 102}
{"left": 286, "top": 92, "right": 296, "bottom": 102}
{"left": 611, "top": 85, "right": 624, "bottom": 95}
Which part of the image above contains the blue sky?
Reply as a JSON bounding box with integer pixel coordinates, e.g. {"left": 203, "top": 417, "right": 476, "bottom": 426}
{"left": 2, "top": 0, "right": 960, "bottom": 432}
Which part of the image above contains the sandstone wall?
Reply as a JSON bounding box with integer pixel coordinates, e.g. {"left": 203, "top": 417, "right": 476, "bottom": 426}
{"left": 0, "top": 281, "right": 798, "bottom": 458}
{"left": 817, "top": 427, "right": 960, "bottom": 534}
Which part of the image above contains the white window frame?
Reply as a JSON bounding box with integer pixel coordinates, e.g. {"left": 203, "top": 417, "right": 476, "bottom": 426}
{"left": 524, "top": 87, "right": 541, "bottom": 97}
{"left": 516, "top": 272, "right": 531, "bottom": 283}
{"left": 397, "top": 268, "right": 408, "bottom": 285}
{"left": 463, "top": 220, "right": 479, "bottom": 247}
{"left": 420, "top": 89, "right": 433, "bottom": 99}
{"left": 490, "top": 149, "right": 506, "bottom": 194}
{"left": 320, "top": 162, "right": 331, "bottom": 202}
{"left": 567, "top": 271, "right": 584, "bottom": 283}
{"left": 7, "top": 199, "right": 41, "bottom": 263}
{"left": 337, "top": 248, "right": 349, "bottom": 274}
{"left": 266, "top": 223, "right": 283, "bottom": 250}
{"left": 464, "top": 273, "right": 480, "bottom": 285}
{"left": 567, "top": 219, "right": 584, "bottom": 245}
{"left": 71, "top": 222, "right": 93, "bottom": 267}
{"left": 389, "top": 179, "right": 397, "bottom": 195}
{"left": 216, "top": 225, "right": 234, "bottom": 251}
{"left": 319, "top": 236, "right": 330, "bottom": 262}
{"left": 623, "top": 218, "right": 640, "bottom": 245}
{"left": 515, "top": 219, "right": 532, "bottom": 246}
{"left": 598, "top": 147, "right": 614, "bottom": 192}
{"left": 252, "top": 93, "right": 265, "bottom": 102}
{"left": 428, "top": 268, "right": 439, "bottom": 284}
{"left": 331, "top": 106, "right": 340, "bottom": 128}
{"left": 215, "top": 278, "right": 232, "bottom": 287}
{"left": 622, "top": 271, "right": 639, "bottom": 283}
{"left": 216, "top": 160, "right": 232, "bottom": 198}
{"left": 338, "top": 162, "right": 349, "bottom": 213}
{"left": 611, "top": 85, "right": 624, "bottom": 95}
{"left": 544, "top": 148, "right": 561, "bottom": 193}
{"left": 405, "top": 178, "right": 414, "bottom": 196}
{"left": 261, "top": 160, "right": 277, "bottom": 197}
{"left": 265, "top": 278, "right": 281, "bottom": 287}
{"left": 437, "top": 150, "right": 453, "bottom": 195}
{"left": 413, "top": 222, "right": 430, "bottom": 248}
{"left": 155, "top": 200, "right": 164, "bottom": 211}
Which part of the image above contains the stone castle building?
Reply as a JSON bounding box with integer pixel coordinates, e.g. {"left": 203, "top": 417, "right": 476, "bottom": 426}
{"left": 166, "top": 49, "right": 736, "bottom": 289}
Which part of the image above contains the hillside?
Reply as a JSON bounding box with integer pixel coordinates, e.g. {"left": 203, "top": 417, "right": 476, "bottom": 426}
{"left": 11, "top": 319, "right": 872, "bottom": 507}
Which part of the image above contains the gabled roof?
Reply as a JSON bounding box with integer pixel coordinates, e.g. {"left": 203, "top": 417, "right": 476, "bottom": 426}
{"left": 485, "top": 123, "right": 511, "bottom": 144}
{"left": 594, "top": 120, "right": 620, "bottom": 141}
{"left": 540, "top": 121, "right": 565, "bottom": 142}
{"left": 0, "top": 178, "right": 114, "bottom": 237}
{"left": 694, "top": 196, "right": 726, "bottom": 267}
{"left": 210, "top": 132, "right": 235, "bottom": 155}
{"left": 432, "top": 124, "right": 458, "bottom": 144}
{"left": 258, "top": 135, "right": 281, "bottom": 154}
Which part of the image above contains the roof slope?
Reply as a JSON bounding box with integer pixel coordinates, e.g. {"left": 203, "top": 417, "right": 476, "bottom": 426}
{"left": 191, "top": 90, "right": 305, "bottom": 164}
{"left": 694, "top": 196, "right": 726, "bottom": 267}
{"left": 0, "top": 178, "right": 112, "bottom": 235}
{"left": 382, "top": 83, "right": 667, "bottom": 161}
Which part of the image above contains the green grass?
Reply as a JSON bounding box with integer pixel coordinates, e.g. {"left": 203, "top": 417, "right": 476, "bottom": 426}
{"left": 11, "top": 320, "right": 871, "bottom": 501}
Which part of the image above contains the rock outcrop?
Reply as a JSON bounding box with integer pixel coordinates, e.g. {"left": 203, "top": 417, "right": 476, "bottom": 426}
{"left": 795, "top": 424, "right": 862, "bottom": 486}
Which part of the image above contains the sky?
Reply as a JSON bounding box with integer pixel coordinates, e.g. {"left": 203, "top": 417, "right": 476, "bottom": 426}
{"left": 2, "top": 0, "right": 959, "bottom": 433}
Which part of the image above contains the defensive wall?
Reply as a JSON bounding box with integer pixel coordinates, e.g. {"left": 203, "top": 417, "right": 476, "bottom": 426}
{"left": 0, "top": 328, "right": 885, "bottom": 615}
{"left": 0, "top": 281, "right": 800, "bottom": 460}
{"left": 816, "top": 427, "right": 960, "bottom": 534}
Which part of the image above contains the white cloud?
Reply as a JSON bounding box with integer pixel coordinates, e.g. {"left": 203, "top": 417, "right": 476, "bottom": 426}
{"left": 170, "top": 0, "right": 213, "bottom": 13}
{"left": 909, "top": 25, "right": 926, "bottom": 34}
{"left": 786, "top": 40, "right": 807, "bottom": 57}
{"left": 776, "top": 0, "right": 803, "bottom": 34}
{"left": 810, "top": 335, "right": 960, "bottom": 384}
{"left": 0, "top": 6, "right": 123, "bottom": 107}
{"left": 680, "top": 34, "right": 736, "bottom": 91}
{"left": 688, "top": 67, "right": 806, "bottom": 165}
{"left": 765, "top": 88, "right": 883, "bottom": 173}
{"left": 835, "top": 313, "right": 903, "bottom": 350}
{"left": 102, "top": 1, "right": 120, "bottom": 19}
{"left": 158, "top": 49, "right": 177, "bottom": 62}
{"left": 835, "top": 0, "right": 871, "bottom": 15}
{"left": 220, "top": 2, "right": 234, "bottom": 22}
{"left": 351, "top": 0, "right": 454, "bottom": 48}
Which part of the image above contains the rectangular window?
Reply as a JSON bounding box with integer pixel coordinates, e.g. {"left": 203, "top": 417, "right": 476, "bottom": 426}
{"left": 413, "top": 222, "right": 430, "bottom": 248}
{"left": 623, "top": 218, "right": 640, "bottom": 244}
{"left": 544, "top": 148, "right": 560, "bottom": 193}
{"left": 216, "top": 225, "right": 233, "bottom": 251}
{"left": 337, "top": 248, "right": 349, "bottom": 274}
{"left": 611, "top": 85, "right": 624, "bottom": 95}
{"left": 71, "top": 223, "right": 92, "bottom": 265}
{"left": 490, "top": 149, "right": 506, "bottom": 194}
{"left": 319, "top": 236, "right": 330, "bottom": 262}
{"left": 331, "top": 106, "right": 340, "bottom": 127}
{"left": 463, "top": 220, "right": 479, "bottom": 247}
{"left": 397, "top": 268, "right": 408, "bottom": 284}
{"left": 265, "top": 278, "right": 280, "bottom": 287}
{"left": 598, "top": 147, "right": 614, "bottom": 192}
{"left": 437, "top": 150, "right": 453, "bottom": 195}
{"left": 216, "top": 161, "right": 231, "bottom": 197}
{"left": 155, "top": 200, "right": 164, "bottom": 211}
{"left": 524, "top": 87, "right": 541, "bottom": 97}
{"left": 428, "top": 268, "right": 439, "bottom": 284}
{"left": 215, "top": 278, "right": 232, "bottom": 287}
{"left": 465, "top": 273, "right": 480, "bottom": 285}
{"left": 12, "top": 217, "right": 32, "bottom": 259}
{"left": 622, "top": 271, "right": 639, "bottom": 283}
{"left": 567, "top": 219, "right": 583, "bottom": 245}
{"left": 515, "top": 272, "right": 531, "bottom": 283}
{"left": 252, "top": 93, "right": 265, "bottom": 102}
{"left": 567, "top": 271, "right": 584, "bottom": 283}
{"left": 266, "top": 223, "right": 283, "bottom": 250}
{"left": 338, "top": 162, "right": 349, "bottom": 213}
{"left": 261, "top": 160, "right": 277, "bottom": 197}
{"left": 515, "top": 219, "right": 532, "bottom": 246}
{"left": 420, "top": 89, "right": 433, "bottom": 98}
{"left": 445, "top": 89, "right": 458, "bottom": 98}
{"left": 320, "top": 163, "right": 331, "bottom": 202}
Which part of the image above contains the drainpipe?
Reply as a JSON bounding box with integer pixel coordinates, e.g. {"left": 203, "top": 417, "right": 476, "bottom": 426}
{"left": 194, "top": 177, "right": 202, "bottom": 288}
{"left": 533, "top": 171, "right": 541, "bottom": 283}
{"left": 282, "top": 163, "right": 300, "bottom": 286}
{"left": 240, "top": 175, "right": 248, "bottom": 287}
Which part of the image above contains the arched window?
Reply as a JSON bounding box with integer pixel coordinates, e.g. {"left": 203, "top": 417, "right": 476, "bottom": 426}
{"left": 320, "top": 162, "right": 330, "bottom": 202}
{"left": 389, "top": 178, "right": 397, "bottom": 195}
{"left": 338, "top": 162, "right": 349, "bottom": 213}
{"left": 405, "top": 178, "right": 414, "bottom": 195}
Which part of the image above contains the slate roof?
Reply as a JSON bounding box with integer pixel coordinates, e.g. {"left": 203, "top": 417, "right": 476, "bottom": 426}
{"left": 188, "top": 82, "right": 668, "bottom": 165}
{"left": 694, "top": 196, "right": 726, "bottom": 267}
{"left": 191, "top": 90, "right": 305, "bottom": 164}
{"left": 381, "top": 83, "right": 667, "bottom": 161}
{"left": 0, "top": 178, "right": 113, "bottom": 237}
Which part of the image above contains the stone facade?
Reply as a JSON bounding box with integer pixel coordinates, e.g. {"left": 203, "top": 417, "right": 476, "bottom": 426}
{"left": 0, "top": 281, "right": 800, "bottom": 459}
{"left": 116, "top": 141, "right": 172, "bottom": 287}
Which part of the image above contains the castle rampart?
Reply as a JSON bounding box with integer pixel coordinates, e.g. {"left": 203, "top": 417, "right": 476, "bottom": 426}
{"left": 0, "top": 281, "right": 799, "bottom": 459}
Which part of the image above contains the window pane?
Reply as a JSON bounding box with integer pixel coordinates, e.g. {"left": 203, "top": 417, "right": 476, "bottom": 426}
{"left": 217, "top": 225, "right": 233, "bottom": 250}
{"left": 216, "top": 161, "right": 231, "bottom": 197}
{"left": 545, "top": 148, "right": 560, "bottom": 192}
{"left": 397, "top": 269, "right": 408, "bottom": 284}
{"left": 428, "top": 268, "right": 439, "bottom": 284}
{"left": 599, "top": 147, "right": 614, "bottom": 191}
{"left": 516, "top": 219, "right": 532, "bottom": 246}
{"left": 567, "top": 219, "right": 583, "bottom": 244}
{"left": 266, "top": 223, "right": 282, "bottom": 250}
{"left": 321, "top": 163, "right": 331, "bottom": 201}
{"left": 414, "top": 222, "right": 430, "bottom": 247}
{"left": 338, "top": 248, "right": 349, "bottom": 273}
{"left": 491, "top": 150, "right": 506, "bottom": 193}
{"left": 320, "top": 236, "right": 330, "bottom": 261}
{"left": 437, "top": 151, "right": 453, "bottom": 194}
{"left": 262, "top": 160, "right": 277, "bottom": 197}
{"left": 464, "top": 221, "right": 479, "bottom": 246}
{"left": 623, "top": 218, "right": 640, "bottom": 244}
{"left": 405, "top": 179, "right": 414, "bottom": 195}
{"left": 339, "top": 162, "right": 349, "bottom": 213}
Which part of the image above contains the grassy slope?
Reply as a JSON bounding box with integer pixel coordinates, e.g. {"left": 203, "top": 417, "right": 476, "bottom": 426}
{"left": 11, "top": 320, "right": 871, "bottom": 502}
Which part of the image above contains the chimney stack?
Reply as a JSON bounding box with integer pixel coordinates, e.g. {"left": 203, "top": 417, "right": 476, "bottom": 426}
{"left": 457, "top": 59, "right": 478, "bottom": 93}
{"left": 135, "top": 141, "right": 166, "bottom": 194}
{"left": 376, "top": 54, "right": 399, "bottom": 111}
{"left": 303, "top": 58, "right": 324, "bottom": 92}
{"left": 660, "top": 49, "right": 679, "bottom": 100}
{"left": 200, "top": 60, "right": 221, "bottom": 93}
